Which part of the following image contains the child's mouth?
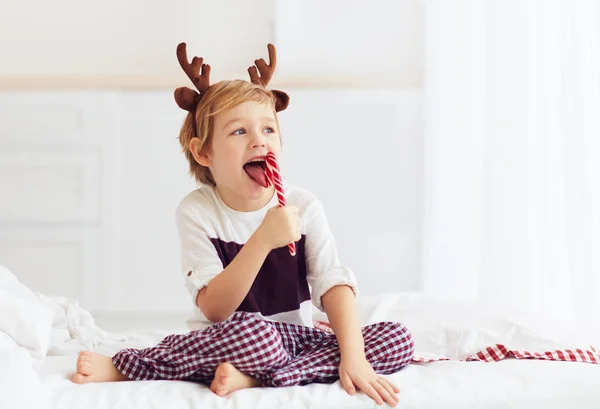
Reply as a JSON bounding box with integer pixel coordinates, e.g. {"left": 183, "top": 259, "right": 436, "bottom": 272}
{"left": 243, "top": 159, "right": 270, "bottom": 188}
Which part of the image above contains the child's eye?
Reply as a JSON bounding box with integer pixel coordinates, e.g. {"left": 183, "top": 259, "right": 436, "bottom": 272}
{"left": 263, "top": 127, "right": 275, "bottom": 134}
{"left": 232, "top": 129, "right": 245, "bottom": 135}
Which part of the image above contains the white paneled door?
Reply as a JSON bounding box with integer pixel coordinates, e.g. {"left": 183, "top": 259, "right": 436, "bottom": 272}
{"left": 0, "top": 91, "right": 119, "bottom": 313}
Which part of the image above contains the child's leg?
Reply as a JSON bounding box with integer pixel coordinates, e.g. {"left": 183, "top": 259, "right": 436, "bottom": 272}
{"left": 72, "top": 312, "right": 292, "bottom": 390}
{"left": 361, "top": 321, "right": 414, "bottom": 374}
{"left": 265, "top": 321, "right": 414, "bottom": 387}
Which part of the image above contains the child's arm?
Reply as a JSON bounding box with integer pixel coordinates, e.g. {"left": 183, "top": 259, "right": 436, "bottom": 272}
{"left": 195, "top": 233, "right": 270, "bottom": 322}
{"left": 323, "top": 286, "right": 398, "bottom": 406}
{"left": 178, "top": 204, "right": 300, "bottom": 323}
{"left": 304, "top": 199, "right": 398, "bottom": 406}
{"left": 321, "top": 285, "right": 364, "bottom": 356}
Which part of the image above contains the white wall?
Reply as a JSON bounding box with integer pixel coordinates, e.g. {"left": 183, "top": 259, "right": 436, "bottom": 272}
{"left": 0, "top": 0, "right": 274, "bottom": 80}
{"left": 0, "top": 88, "right": 422, "bottom": 315}
{"left": 280, "top": 89, "right": 423, "bottom": 296}
{"left": 274, "top": 0, "right": 424, "bottom": 86}
{"left": 110, "top": 88, "right": 422, "bottom": 314}
{"left": 0, "top": 0, "right": 423, "bottom": 87}
{"left": 0, "top": 0, "right": 425, "bottom": 316}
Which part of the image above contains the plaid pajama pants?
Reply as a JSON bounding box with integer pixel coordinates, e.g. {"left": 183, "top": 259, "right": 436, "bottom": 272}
{"left": 112, "top": 312, "right": 414, "bottom": 387}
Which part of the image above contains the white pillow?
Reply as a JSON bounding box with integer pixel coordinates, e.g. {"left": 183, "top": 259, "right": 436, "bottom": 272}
{"left": 1, "top": 264, "right": 75, "bottom": 328}
{"left": 0, "top": 331, "right": 18, "bottom": 350}
{"left": 0, "top": 265, "right": 127, "bottom": 359}
{"left": 0, "top": 288, "right": 54, "bottom": 368}
{"left": 0, "top": 265, "right": 38, "bottom": 302}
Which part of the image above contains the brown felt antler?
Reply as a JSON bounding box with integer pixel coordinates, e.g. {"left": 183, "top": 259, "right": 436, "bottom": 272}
{"left": 248, "top": 44, "right": 290, "bottom": 112}
{"left": 248, "top": 43, "right": 277, "bottom": 87}
{"left": 174, "top": 42, "right": 289, "bottom": 113}
{"left": 174, "top": 42, "right": 211, "bottom": 112}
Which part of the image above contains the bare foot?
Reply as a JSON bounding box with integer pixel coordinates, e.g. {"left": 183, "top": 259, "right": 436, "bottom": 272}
{"left": 209, "top": 362, "right": 261, "bottom": 396}
{"left": 71, "top": 351, "right": 129, "bottom": 384}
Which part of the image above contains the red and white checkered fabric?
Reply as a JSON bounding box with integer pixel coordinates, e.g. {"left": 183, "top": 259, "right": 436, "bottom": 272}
{"left": 313, "top": 321, "right": 600, "bottom": 365}
{"left": 112, "top": 312, "right": 414, "bottom": 387}
{"left": 465, "top": 344, "right": 600, "bottom": 363}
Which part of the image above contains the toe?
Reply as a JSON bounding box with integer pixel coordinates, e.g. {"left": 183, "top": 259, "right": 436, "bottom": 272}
{"left": 76, "top": 352, "right": 91, "bottom": 366}
{"left": 83, "top": 363, "right": 92, "bottom": 374}
{"left": 71, "top": 373, "right": 90, "bottom": 384}
{"left": 77, "top": 360, "right": 92, "bottom": 375}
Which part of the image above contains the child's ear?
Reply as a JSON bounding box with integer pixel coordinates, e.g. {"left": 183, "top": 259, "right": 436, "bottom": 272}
{"left": 190, "top": 138, "right": 212, "bottom": 167}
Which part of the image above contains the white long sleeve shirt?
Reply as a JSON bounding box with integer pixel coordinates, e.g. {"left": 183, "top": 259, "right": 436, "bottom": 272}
{"left": 175, "top": 184, "right": 358, "bottom": 330}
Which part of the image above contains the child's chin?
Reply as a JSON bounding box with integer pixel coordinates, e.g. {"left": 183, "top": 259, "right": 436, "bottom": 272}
{"left": 245, "top": 181, "right": 268, "bottom": 195}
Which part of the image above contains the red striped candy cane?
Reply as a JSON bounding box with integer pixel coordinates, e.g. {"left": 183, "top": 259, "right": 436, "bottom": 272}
{"left": 265, "top": 152, "right": 296, "bottom": 256}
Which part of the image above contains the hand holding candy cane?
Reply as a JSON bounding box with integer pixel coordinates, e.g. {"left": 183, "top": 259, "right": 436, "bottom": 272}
{"left": 265, "top": 152, "right": 297, "bottom": 256}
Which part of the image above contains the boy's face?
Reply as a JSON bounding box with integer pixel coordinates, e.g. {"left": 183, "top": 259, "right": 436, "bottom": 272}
{"left": 200, "top": 101, "right": 282, "bottom": 211}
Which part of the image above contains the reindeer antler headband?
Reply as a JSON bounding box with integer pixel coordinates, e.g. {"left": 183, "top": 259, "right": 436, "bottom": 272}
{"left": 174, "top": 43, "right": 290, "bottom": 115}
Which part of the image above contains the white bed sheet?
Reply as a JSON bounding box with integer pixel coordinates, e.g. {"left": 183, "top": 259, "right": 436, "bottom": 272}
{"left": 3, "top": 273, "right": 597, "bottom": 409}
{"left": 40, "top": 353, "right": 600, "bottom": 409}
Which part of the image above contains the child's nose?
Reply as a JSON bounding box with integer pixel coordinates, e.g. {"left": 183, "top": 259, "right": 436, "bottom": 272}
{"left": 249, "top": 130, "right": 267, "bottom": 148}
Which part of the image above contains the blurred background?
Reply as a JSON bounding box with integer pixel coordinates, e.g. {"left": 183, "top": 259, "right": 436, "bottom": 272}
{"left": 0, "top": 0, "right": 598, "bottom": 334}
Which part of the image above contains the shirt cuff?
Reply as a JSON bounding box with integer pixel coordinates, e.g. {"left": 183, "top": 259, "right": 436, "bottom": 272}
{"left": 310, "top": 266, "right": 358, "bottom": 311}
{"left": 184, "top": 268, "right": 219, "bottom": 306}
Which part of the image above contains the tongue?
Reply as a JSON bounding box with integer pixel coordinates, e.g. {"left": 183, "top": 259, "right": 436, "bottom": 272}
{"left": 243, "top": 163, "right": 270, "bottom": 188}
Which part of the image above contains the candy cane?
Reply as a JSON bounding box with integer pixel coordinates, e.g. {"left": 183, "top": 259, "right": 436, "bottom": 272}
{"left": 265, "top": 152, "right": 296, "bottom": 256}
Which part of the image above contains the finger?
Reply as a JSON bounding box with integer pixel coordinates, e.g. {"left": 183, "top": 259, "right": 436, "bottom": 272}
{"left": 378, "top": 377, "right": 400, "bottom": 396}
{"left": 339, "top": 372, "right": 356, "bottom": 396}
{"left": 289, "top": 218, "right": 301, "bottom": 235}
{"left": 355, "top": 379, "right": 383, "bottom": 406}
{"left": 378, "top": 378, "right": 399, "bottom": 404}
{"left": 371, "top": 380, "right": 395, "bottom": 407}
{"left": 288, "top": 206, "right": 299, "bottom": 215}
{"left": 385, "top": 377, "right": 401, "bottom": 394}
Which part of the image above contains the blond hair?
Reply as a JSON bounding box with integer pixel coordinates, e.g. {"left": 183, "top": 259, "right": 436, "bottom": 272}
{"left": 178, "top": 80, "right": 279, "bottom": 186}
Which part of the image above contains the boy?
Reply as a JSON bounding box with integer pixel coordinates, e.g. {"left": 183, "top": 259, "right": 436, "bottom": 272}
{"left": 72, "top": 43, "right": 414, "bottom": 407}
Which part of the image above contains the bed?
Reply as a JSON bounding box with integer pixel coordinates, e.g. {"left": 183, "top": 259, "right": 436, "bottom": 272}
{"left": 3, "top": 266, "right": 600, "bottom": 409}
{"left": 39, "top": 355, "right": 600, "bottom": 409}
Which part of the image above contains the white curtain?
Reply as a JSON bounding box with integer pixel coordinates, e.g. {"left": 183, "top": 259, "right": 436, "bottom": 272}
{"left": 422, "top": 0, "right": 600, "bottom": 332}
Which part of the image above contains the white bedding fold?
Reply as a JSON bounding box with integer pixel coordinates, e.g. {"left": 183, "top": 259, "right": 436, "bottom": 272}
{"left": 38, "top": 294, "right": 129, "bottom": 356}
{"left": 1, "top": 264, "right": 131, "bottom": 358}
{"left": 318, "top": 292, "right": 599, "bottom": 362}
